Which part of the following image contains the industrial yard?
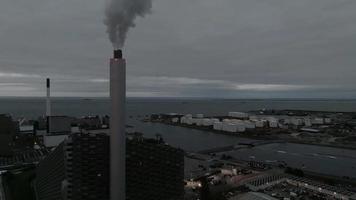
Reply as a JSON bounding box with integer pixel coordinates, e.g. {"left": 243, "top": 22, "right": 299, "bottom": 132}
{"left": 147, "top": 109, "right": 356, "bottom": 199}
{"left": 184, "top": 151, "right": 356, "bottom": 200}
{"left": 148, "top": 110, "right": 356, "bottom": 150}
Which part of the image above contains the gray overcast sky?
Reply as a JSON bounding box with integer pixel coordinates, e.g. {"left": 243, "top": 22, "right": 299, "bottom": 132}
{"left": 0, "top": 0, "right": 355, "bottom": 98}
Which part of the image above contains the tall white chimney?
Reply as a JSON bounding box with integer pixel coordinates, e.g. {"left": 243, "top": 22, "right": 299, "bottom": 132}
{"left": 46, "top": 78, "right": 51, "bottom": 134}
{"left": 110, "top": 49, "right": 126, "bottom": 200}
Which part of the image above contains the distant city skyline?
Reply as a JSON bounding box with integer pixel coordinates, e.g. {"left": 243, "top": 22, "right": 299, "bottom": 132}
{"left": 0, "top": 0, "right": 355, "bottom": 98}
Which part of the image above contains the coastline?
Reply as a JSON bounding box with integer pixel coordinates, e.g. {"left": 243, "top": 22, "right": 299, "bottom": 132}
{"left": 146, "top": 120, "right": 356, "bottom": 151}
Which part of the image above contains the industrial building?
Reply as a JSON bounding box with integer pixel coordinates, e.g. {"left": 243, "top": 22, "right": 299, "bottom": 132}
{"left": 244, "top": 173, "right": 356, "bottom": 200}
{"left": 228, "top": 192, "right": 278, "bottom": 200}
{"left": 39, "top": 116, "right": 74, "bottom": 148}
{"left": 35, "top": 132, "right": 185, "bottom": 200}
{"left": 126, "top": 136, "right": 185, "bottom": 200}
{"left": 0, "top": 114, "right": 17, "bottom": 156}
{"left": 41, "top": 78, "right": 74, "bottom": 148}
{"left": 76, "top": 116, "right": 103, "bottom": 130}
{"left": 47, "top": 116, "right": 72, "bottom": 134}
{"left": 36, "top": 142, "right": 66, "bottom": 200}
{"left": 0, "top": 148, "right": 49, "bottom": 168}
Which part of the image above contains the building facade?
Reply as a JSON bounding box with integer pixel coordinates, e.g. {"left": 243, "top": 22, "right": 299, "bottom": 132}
{"left": 127, "top": 137, "right": 185, "bottom": 200}
{"left": 47, "top": 116, "right": 72, "bottom": 135}
{"left": 0, "top": 114, "right": 17, "bottom": 156}
{"left": 35, "top": 133, "right": 184, "bottom": 200}
{"left": 36, "top": 143, "right": 66, "bottom": 200}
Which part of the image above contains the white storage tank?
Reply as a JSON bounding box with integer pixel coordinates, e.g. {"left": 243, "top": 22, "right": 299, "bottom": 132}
{"left": 196, "top": 119, "right": 204, "bottom": 126}
{"left": 244, "top": 121, "right": 256, "bottom": 129}
{"left": 222, "top": 123, "right": 237, "bottom": 133}
{"left": 304, "top": 118, "right": 312, "bottom": 127}
{"left": 312, "top": 118, "right": 324, "bottom": 125}
{"left": 228, "top": 124, "right": 238, "bottom": 133}
{"left": 213, "top": 122, "right": 223, "bottom": 130}
{"left": 202, "top": 119, "right": 213, "bottom": 126}
{"left": 269, "top": 121, "right": 278, "bottom": 128}
{"left": 324, "top": 118, "right": 331, "bottom": 124}
{"left": 255, "top": 120, "right": 265, "bottom": 128}
{"left": 222, "top": 119, "right": 231, "bottom": 123}
{"left": 266, "top": 117, "right": 278, "bottom": 122}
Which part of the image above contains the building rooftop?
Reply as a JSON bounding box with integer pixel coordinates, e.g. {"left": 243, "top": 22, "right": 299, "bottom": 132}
{"left": 229, "top": 192, "right": 278, "bottom": 200}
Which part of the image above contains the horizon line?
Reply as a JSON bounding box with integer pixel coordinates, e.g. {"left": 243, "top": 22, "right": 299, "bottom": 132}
{"left": 0, "top": 96, "right": 356, "bottom": 101}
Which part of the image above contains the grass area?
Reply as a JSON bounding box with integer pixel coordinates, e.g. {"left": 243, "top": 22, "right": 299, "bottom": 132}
{"left": 3, "top": 167, "right": 36, "bottom": 200}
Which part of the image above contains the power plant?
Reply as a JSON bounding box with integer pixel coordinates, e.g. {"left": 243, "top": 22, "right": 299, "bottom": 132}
{"left": 46, "top": 78, "right": 51, "bottom": 134}
{"left": 41, "top": 51, "right": 128, "bottom": 199}
{"left": 110, "top": 49, "right": 126, "bottom": 200}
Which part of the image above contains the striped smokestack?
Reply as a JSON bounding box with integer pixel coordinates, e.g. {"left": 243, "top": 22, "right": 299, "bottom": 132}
{"left": 110, "top": 49, "right": 126, "bottom": 200}
{"left": 46, "top": 78, "right": 51, "bottom": 134}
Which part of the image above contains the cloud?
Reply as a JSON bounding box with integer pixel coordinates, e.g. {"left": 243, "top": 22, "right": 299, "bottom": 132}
{"left": 0, "top": 72, "right": 41, "bottom": 78}
{"left": 232, "top": 84, "right": 309, "bottom": 91}
{"left": 89, "top": 79, "right": 110, "bottom": 83}
{"left": 0, "top": 83, "right": 29, "bottom": 86}
{"left": 0, "top": 0, "right": 355, "bottom": 98}
{"left": 127, "top": 76, "right": 310, "bottom": 91}
{"left": 0, "top": 84, "right": 37, "bottom": 96}
{"left": 0, "top": 74, "right": 347, "bottom": 97}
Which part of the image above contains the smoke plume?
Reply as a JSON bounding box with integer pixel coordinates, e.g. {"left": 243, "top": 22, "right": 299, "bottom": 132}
{"left": 104, "top": 0, "right": 152, "bottom": 49}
